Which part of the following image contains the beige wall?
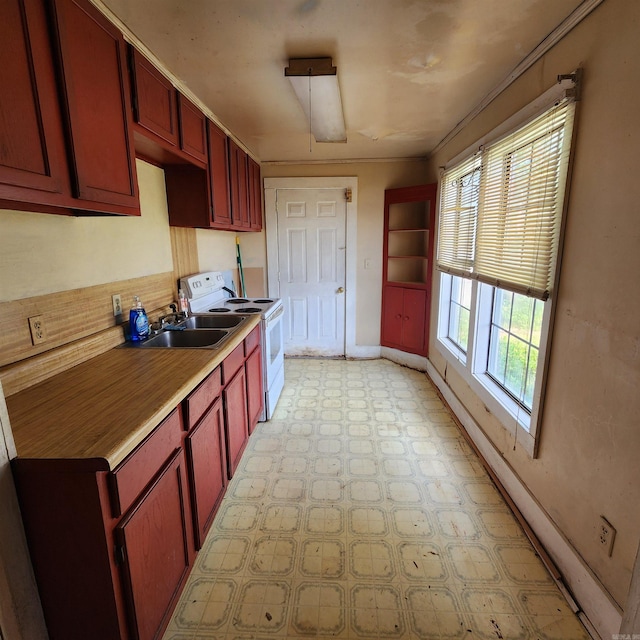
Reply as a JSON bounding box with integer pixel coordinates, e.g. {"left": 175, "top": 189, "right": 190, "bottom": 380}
{"left": 0, "top": 160, "right": 244, "bottom": 306}
{"left": 426, "top": 0, "right": 640, "bottom": 609}
{"left": 0, "top": 160, "right": 173, "bottom": 302}
{"left": 262, "top": 160, "right": 429, "bottom": 346}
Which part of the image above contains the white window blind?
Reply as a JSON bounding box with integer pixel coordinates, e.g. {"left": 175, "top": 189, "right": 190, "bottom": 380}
{"left": 437, "top": 154, "right": 481, "bottom": 277}
{"left": 437, "top": 98, "right": 575, "bottom": 300}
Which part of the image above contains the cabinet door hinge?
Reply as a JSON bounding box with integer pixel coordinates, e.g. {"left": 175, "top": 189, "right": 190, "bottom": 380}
{"left": 114, "top": 544, "right": 125, "bottom": 566}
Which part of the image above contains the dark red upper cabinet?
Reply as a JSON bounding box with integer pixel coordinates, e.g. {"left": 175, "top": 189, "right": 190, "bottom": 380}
{"left": 228, "top": 140, "right": 250, "bottom": 229}
{"left": 247, "top": 157, "right": 262, "bottom": 231}
{"left": 0, "top": 0, "right": 72, "bottom": 207}
{"left": 207, "top": 120, "right": 232, "bottom": 228}
{"left": 129, "top": 47, "right": 179, "bottom": 148}
{"left": 178, "top": 94, "right": 207, "bottom": 165}
{"left": 50, "top": 0, "right": 139, "bottom": 212}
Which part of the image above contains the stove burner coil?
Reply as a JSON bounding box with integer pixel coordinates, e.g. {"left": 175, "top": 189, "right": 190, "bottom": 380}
{"left": 253, "top": 299, "right": 274, "bottom": 304}
{"left": 236, "top": 307, "right": 262, "bottom": 313}
{"left": 208, "top": 307, "right": 230, "bottom": 312}
{"left": 227, "top": 298, "right": 249, "bottom": 304}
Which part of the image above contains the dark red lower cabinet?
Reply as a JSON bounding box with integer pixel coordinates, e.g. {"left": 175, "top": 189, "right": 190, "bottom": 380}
{"left": 186, "top": 397, "right": 227, "bottom": 549}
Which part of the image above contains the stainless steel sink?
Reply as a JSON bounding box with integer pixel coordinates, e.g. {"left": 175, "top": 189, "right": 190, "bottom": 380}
{"left": 180, "top": 314, "right": 246, "bottom": 329}
{"left": 138, "top": 329, "right": 229, "bottom": 349}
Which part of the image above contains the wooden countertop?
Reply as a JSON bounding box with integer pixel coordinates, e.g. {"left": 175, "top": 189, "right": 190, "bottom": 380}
{"left": 6, "top": 315, "right": 261, "bottom": 470}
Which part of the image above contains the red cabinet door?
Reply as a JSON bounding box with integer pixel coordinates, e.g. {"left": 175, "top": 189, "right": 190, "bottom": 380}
{"left": 229, "top": 139, "right": 250, "bottom": 228}
{"left": 0, "top": 0, "right": 71, "bottom": 205}
{"left": 223, "top": 367, "right": 249, "bottom": 477}
{"left": 186, "top": 398, "right": 227, "bottom": 549}
{"left": 116, "top": 449, "right": 194, "bottom": 640}
{"left": 248, "top": 157, "right": 262, "bottom": 230}
{"left": 402, "top": 288, "right": 427, "bottom": 353}
{"left": 50, "top": 0, "right": 139, "bottom": 210}
{"left": 381, "top": 286, "right": 404, "bottom": 348}
{"left": 178, "top": 93, "right": 207, "bottom": 165}
{"left": 130, "top": 47, "right": 179, "bottom": 147}
{"left": 381, "top": 286, "right": 428, "bottom": 355}
{"left": 245, "top": 346, "right": 264, "bottom": 434}
{"left": 208, "top": 120, "right": 232, "bottom": 228}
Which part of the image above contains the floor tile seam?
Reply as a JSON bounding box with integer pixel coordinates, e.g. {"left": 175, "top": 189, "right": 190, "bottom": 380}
{"left": 186, "top": 565, "right": 564, "bottom": 597}
{"left": 179, "top": 596, "right": 580, "bottom": 628}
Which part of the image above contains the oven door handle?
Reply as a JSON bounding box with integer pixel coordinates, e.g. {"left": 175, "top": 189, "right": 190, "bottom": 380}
{"left": 265, "top": 305, "right": 284, "bottom": 324}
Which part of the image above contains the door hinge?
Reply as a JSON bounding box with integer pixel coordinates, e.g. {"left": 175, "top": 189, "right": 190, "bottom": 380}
{"left": 345, "top": 188, "right": 352, "bottom": 203}
{"left": 114, "top": 544, "right": 125, "bottom": 566}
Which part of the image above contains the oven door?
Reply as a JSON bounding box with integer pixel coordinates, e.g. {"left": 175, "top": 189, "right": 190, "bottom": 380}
{"left": 261, "top": 304, "right": 285, "bottom": 420}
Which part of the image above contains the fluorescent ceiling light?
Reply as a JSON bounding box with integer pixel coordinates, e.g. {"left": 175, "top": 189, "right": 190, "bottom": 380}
{"left": 285, "top": 57, "right": 346, "bottom": 143}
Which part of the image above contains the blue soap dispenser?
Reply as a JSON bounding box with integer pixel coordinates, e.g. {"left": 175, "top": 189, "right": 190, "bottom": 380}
{"left": 129, "top": 295, "right": 149, "bottom": 341}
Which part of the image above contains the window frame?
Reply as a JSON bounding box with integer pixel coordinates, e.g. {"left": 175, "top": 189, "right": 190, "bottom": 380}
{"left": 433, "top": 78, "right": 577, "bottom": 457}
{"left": 437, "top": 278, "right": 553, "bottom": 456}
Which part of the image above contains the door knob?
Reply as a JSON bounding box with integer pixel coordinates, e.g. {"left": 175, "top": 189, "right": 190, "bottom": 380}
{"left": 336, "top": 287, "right": 345, "bottom": 294}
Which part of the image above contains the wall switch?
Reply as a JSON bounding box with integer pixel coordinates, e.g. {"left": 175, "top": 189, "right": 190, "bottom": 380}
{"left": 112, "top": 294, "right": 123, "bottom": 316}
{"left": 28, "top": 315, "right": 47, "bottom": 345}
{"left": 599, "top": 516, "right": 616, "bottom": 557}
{"left": 364, "top": 259, "right": 372, "bottom": 269}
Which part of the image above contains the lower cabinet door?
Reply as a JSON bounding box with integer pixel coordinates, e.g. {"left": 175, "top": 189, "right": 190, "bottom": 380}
{"left": 186, "top": 397, "right": 227, "bottom": 549}
{"left": 381, "top": 286, "right": 404, "bottom": 347}
{"left": 245, "top": 346, "right": 263, "bottom": 434}
{"left": 116, "top": 449, "right": 194, "bottom": 640}
{"left": 223, "top": 367, "right": 249, "bottom": 477}
{"left": 402, "top": 288, "right": 427, "bottom": 352}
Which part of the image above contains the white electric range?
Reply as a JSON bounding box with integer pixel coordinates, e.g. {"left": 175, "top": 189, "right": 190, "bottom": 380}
{"left": 179, "top": 272, "right": 284, "bottom": 421}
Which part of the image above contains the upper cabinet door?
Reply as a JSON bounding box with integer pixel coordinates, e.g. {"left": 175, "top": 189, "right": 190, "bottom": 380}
{"left": 247, "top": 157, "right": 262, "bottom": 231}
{"left": 178, "top": 94, "right": 207, "bottom": 165}
{"left": 228, "top": 140, "right": 250, "bottom": 228}
{"left": 50, "top": 0, "right": 139, "bottom": 210}
{"left": 130, "top": 47, "right": 179, "bottom": 148}
{"left": 0, "top": 0, "right": 70, "bottom": 200}
{"left": 207, "top": 120, "right": 232, "bottom": 228}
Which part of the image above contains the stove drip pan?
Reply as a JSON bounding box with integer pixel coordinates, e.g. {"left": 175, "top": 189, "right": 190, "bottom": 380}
{"left": 253, "top": 299, "right": 274, "bottom": 304}
{"left": 227, "top": 298, "right": 249, "bottom": 304}
{"left": 208, "top": 307, "right": 231, "bottom": 312}
{"left": 236, "top": 307, "right": 262, "bottom": 313}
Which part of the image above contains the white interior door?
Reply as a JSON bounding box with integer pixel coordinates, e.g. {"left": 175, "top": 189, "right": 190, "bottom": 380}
{"left": 276, "top": 188, "right": 347, "bottom": 356}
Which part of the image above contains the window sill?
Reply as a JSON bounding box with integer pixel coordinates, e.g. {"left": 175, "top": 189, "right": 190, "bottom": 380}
{"left": 436, "top": 337, "right": 536, "bottom": 457}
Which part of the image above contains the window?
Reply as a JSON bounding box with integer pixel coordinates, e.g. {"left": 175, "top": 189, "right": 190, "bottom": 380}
{"left": 487, "top": 288, "right": 543, "bottom": 412}
{"left": 435, "top": 83, "right": 577, "bottom": 455}
{"left": 441, "top": 273, "right": 472, "bottom": 356}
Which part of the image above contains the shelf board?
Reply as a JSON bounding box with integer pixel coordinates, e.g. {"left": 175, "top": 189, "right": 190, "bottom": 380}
{"left": 388, "top": 254, "right": 429, "bottom": 259}
{"left": 386, "top": 279, "right": 429, "bottom": 287}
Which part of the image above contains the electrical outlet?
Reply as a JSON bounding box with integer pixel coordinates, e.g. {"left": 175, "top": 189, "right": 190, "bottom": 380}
{"left": 599, "top": 516, "right": 616, "bottom": 557}
{"left": 112, "top": 294, "right": 123, "bottom": 317}
{"left": 28, "top": 315, "right": 47, "bottom": 345}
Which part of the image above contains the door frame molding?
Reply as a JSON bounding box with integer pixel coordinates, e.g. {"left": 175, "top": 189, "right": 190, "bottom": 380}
{"left": 264, "top": 177, "right": 358, "bottom": 357}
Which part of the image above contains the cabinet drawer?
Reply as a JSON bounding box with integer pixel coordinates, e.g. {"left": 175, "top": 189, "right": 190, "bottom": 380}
{"left": 244, "top": 325, "right": 261, "bottom": 356}
{"left": 222, "top": 343, "right": 244, "bottom": 384}
{"left": 111, "top": 408, "right": 182, "bottom": 517}
{"left": 185, "top": 367, "right": 221, "bottom": 430}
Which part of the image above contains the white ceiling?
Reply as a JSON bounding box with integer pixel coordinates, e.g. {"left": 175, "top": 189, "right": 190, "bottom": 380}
{"left": 102, "top": 0, "right": 584, "bottom": 163}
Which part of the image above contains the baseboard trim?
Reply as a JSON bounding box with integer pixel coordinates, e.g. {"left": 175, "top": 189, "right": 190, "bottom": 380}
{"left": 346, "top": 345, "right": 381, "bottom": 359}
{"left": 425, "top": 360, "right": 622, "bottom": 640}
{"left": 380, "top": 347, "right": 428, "bottom": 371}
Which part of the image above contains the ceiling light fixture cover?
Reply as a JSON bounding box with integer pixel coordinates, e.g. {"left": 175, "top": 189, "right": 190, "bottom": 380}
{"left": 285, "top": 57, "right": 346, "bottom": 143}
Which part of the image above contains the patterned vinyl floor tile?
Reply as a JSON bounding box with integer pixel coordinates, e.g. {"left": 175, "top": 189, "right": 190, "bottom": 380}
{"left": 163, "top": 358, "right": 591, "bottom": 640}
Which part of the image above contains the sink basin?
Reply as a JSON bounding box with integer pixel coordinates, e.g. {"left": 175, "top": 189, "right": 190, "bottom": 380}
{"left": 138, "top": 329, "right": 229, "bottom": 349}
{"left": 181, "top": 315, "right": 246, "bottom": 329}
